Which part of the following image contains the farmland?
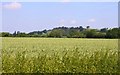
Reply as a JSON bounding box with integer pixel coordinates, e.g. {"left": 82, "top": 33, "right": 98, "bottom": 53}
{"left": 2, "top": 37, "right": 119, "bottom": 73}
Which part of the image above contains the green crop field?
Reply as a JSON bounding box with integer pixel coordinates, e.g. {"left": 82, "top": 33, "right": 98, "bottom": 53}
{"left": 2, "top": 37, "right": 119, "bottom": 73}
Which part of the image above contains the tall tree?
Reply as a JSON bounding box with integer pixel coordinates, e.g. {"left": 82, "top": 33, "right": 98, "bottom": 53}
{"left": 49, "top": 29, "right": 65, "bottom": 38}
{"left": 13, "top": 31, "right": 17, "bottom": 37}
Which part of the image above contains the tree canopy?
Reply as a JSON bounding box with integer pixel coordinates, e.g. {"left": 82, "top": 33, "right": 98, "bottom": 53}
{"left": 1, "top": 26, "right": 120, "bottom": 38}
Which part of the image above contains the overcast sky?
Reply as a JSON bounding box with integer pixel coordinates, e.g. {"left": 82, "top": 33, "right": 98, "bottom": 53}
{"left": 1, "top": 2, "right": 118, "bottom": 33}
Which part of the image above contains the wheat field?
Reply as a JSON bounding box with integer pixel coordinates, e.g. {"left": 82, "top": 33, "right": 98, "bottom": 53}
{"left": 2, "top": 37, "right": 119, "bottom": 73}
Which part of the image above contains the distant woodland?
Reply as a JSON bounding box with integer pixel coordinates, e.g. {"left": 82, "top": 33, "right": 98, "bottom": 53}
{"left": 1, "top": 26, "right": 120, "bottom": 38}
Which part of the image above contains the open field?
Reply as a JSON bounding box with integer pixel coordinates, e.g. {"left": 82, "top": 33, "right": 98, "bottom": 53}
{"left": 2, "top": 37, "right": 119, "bottom": 73}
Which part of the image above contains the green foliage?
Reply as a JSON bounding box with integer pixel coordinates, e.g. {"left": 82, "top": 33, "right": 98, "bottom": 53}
{"left": 84, "top": 29, "right": 97, "bottom": 38}
{"left": 94, "top": 32, "right": 106, "bottom": 38}
{"left": 67, "top": 30, "right": 85, "bottom": 38}
{"left": 0, "top": 32, "right": 12, "bottom": 37}
{"left": 100, "top": 28, "right": 108, "bottom": 33}
{"left": 16, "top": 33, "right": 28, "bottom": 37}
{"left": 48, "top": 29, "right": 65, "bottom": 38}
{"left": 2, "top": 38, "right": 119, "bottom": 73}
{"left": 106, "top": 28, "right": 120, "bottom": 38}
{"left": 1, "top": 27, "right": 120, "bottom": 38}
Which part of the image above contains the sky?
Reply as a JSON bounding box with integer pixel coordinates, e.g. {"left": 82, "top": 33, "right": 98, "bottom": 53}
{"left": 1, "top": 2, "right": 118, "bottom": 33}
{"left": 1, "top": 0, "right": 119, "bottom": 2}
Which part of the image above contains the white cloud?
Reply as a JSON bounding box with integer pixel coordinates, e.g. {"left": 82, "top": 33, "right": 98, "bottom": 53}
{"left": 61, "top": 0, "right": 71, "bottom": 2}
{"left": 60, "top": 19, "right": 65, "bottom": 23}
{"left": 59, "top": 19, "right": 65, "bottom": 26}
{"left": 70, "top": 20, "right": 77, "bottom": 24}
{"left": 88, "top": 18, "right": 96, "bottom": 22}
{"left": 3, "top": 2, "right": 22, "bottom": 10}
{"left": 1, "top": 0, "right": 119, "bottom": 2}
{"left": 59, "top": 19, "right": 77, "bottom": 26}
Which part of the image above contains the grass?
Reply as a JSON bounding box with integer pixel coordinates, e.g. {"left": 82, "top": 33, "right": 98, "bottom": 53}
{"left": 2, "top": 37, "right": 119, "bottom": 73}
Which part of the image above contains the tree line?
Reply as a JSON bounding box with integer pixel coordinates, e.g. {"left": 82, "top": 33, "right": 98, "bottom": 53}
{"left": 0, "top": 26, "right": 120, "bottom": 38}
